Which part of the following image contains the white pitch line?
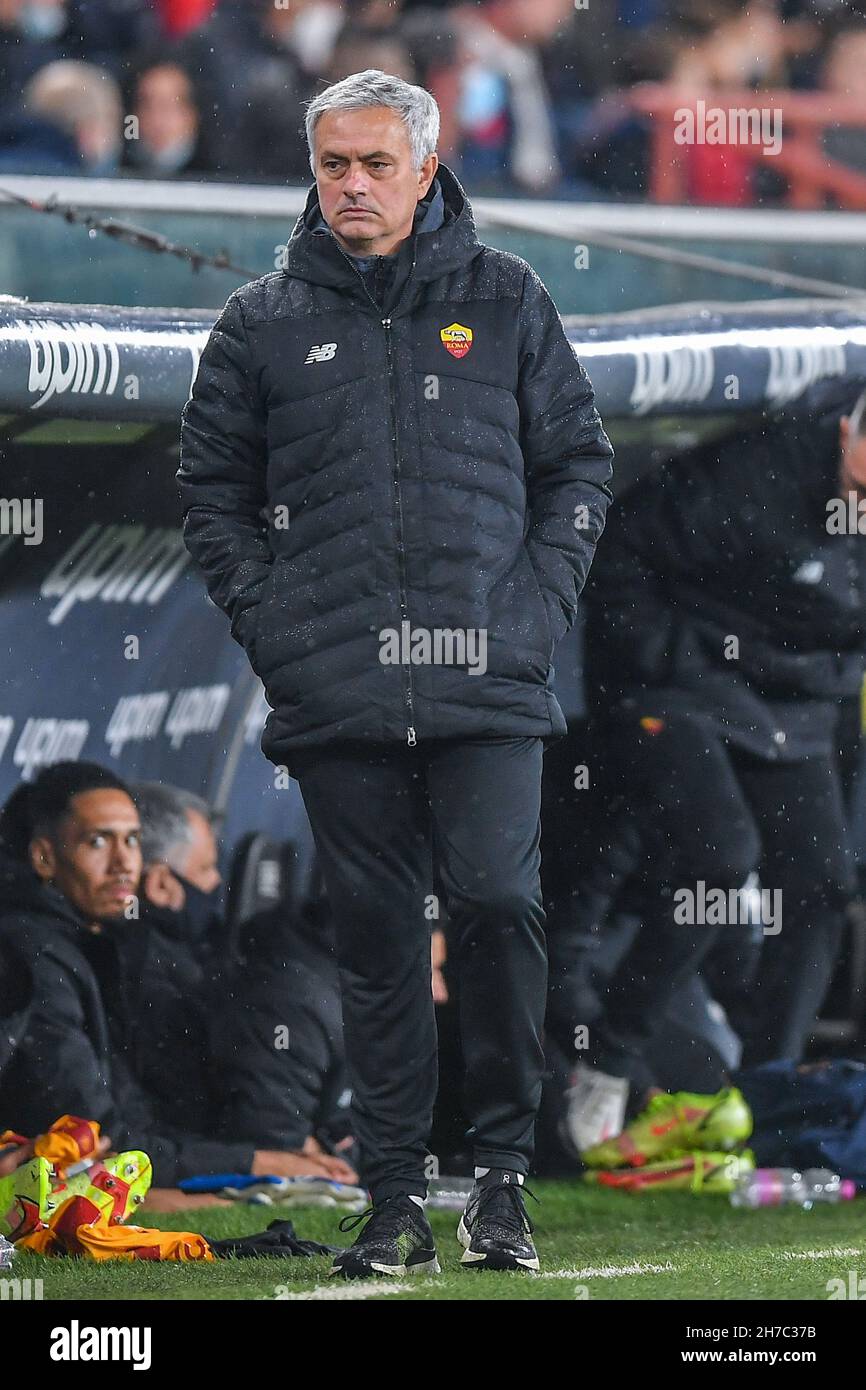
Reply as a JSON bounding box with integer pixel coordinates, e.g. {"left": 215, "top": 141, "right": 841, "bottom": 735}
{"left": 534, "top": 1261, "right": 676, "bottom": 1279}
{"left": 275, "top": 1280, "right": 414, "bottom": 1300}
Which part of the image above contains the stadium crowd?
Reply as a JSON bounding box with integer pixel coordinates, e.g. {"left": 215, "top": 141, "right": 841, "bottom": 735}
{"left": 1, "top": 0, "right": 866, "bottom": 201}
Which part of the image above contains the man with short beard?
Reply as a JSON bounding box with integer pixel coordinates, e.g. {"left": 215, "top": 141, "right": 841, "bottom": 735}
{"left": 178, "top": 68, "right": 613, "bottom": 1275}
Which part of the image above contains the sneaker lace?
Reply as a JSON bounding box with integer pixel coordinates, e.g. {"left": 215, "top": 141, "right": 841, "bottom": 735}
{"left": 338, "top": 1198, "right": 415, "bottom": 1239}
{"left": 475, "top": 1181, "right": 539, "bottom": 1237}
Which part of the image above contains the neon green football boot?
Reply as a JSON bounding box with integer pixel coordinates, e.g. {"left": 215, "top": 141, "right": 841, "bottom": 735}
{"left": 583, "top": 1148, "right": 756, "bottom": 1194}
{"left": 0, "top": 1156, "right": 53, "bottom": 1239}
{"left": 581, "top": 1087, "right": 753, "bottom": 1169}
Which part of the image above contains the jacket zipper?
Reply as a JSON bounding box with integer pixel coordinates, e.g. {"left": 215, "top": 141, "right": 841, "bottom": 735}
{"left": 336, "top": 244, "right": 419, "bottom": 747}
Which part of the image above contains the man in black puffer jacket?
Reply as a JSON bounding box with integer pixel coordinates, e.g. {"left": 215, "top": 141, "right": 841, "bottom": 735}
{"left": 178, "top": 69, "right": 613, "bottom": 1276}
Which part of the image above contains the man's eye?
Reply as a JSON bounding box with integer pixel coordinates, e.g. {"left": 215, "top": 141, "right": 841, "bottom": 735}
{"left": 128, "top": 833, "right": 140, "bottom": 847}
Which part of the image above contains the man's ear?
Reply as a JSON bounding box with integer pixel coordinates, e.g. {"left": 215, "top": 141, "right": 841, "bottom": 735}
{"left": 840, "top": 415, "right": 850, "bottom": 453}
{"left": 418, "top": 151, "right": 438, "bottom": 200}
{"left": 143, "top": 862, "right": 185, "bottom": 912}
{"left": 30, "top": 836, "right": 56, "bottom": 882}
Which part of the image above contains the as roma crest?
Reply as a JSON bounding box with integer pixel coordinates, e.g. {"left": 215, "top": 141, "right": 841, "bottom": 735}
{"left": 440, "top": 322, "right": 473, "bottom": 359}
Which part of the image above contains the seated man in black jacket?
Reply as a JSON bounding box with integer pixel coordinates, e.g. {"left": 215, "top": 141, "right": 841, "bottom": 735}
{"left": 549, "top": 378, "right": 866, "bottom": 1139}
{"left": 133, "top": 780, "right": 357, "bottom": 1182}
{"left": 217, "top": 871, "right": 358, "bottom": 1175}
{"left": 0, "top": 761, "right": 353, "bottom": 1187}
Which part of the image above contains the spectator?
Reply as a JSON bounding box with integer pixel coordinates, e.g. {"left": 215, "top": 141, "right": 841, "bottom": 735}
{"left": 820, "top": 24, "right": 866, "bottom": 178}
{"left": 154, "top": 0, "right": 216, "bottom": 39}
{"left": 0, "top": 59, "right": 123, "bottom": 174}
{"left": 121, "top": 55, "right": 214, "bottom": 177}
{"left": 326, "top": 28, "right": 416, "bottom": 85}
{"left": 0, "top": 0, "right": 58, "bottom": 113}
{"left": 450, "top": 0, "right": 574, "bottom": 193}
{"left": 182, "top": 0, "right": 319, "bottom": 179}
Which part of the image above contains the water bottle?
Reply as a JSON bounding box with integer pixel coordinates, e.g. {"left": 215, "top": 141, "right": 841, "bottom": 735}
{"left": 427, "top": 1177, "right": 475, "bottom": 1211}
{"left": 730, "top": 1168, "right": 857, "bottom": 1209}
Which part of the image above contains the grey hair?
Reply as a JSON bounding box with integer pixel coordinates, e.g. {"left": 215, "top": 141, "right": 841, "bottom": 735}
{"left": 304, "top": 69, "right": 439, "bottom": 174}
{"left": 132, "top": 781, "right": 213, "bottom": 871}
{"left": 849, "top": 385, "right": 866, "bottom": 438}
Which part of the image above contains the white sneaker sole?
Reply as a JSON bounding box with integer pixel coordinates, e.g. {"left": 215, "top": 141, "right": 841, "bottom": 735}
{"left": 329, "top": 1253, "right": 441, "bottom": 1279}
{"left": 456, "top": 1216, "right": 540, "bottom": 1272}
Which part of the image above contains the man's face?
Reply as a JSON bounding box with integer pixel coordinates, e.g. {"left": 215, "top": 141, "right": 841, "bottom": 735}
{"left": 176, "top": 809, "right": 221, "bottom": 894}
{"left": 30, "top": 789, "right": 141, "bottom": 922}
{"left": 312, "top": 106, "right": 437, "bottom": 257}
{"left": 136, "top": 65, "right": 198, "bottom": 155}
{"left": 839, "top": 416, "right": 866, "bottom": 501}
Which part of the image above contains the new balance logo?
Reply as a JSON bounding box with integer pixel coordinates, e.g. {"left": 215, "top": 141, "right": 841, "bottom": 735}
{"left": 304, "top": 343, "right": 338, "bottom": 364}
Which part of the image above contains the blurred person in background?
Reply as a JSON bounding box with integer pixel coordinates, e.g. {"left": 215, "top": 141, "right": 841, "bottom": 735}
{"left": 326, "top": 26, "right": 416, "bottom": 84}
{"left": 642, "top": 0, "right": 789, "bottom": 205}
{"left": 449, "top": 0, "right": 572, "bottom": 194}
{"left": 0, "top": 0, "right": 59, "bottom": 108}
{"left": 121, "top": 52, "right": 215, "bottom": 177}
{"left": 548, "top": 379, "right": 866, "bottom": 1148}
{"left": 819, "top": 22, "right": 866, "bottom": 182}
{"left": 6, "top": 0, "right": 144, "bottom": 78}
{"left": 184, "top": 0, "right": 326, "bottom": 179}
{"left": 216, "top": 868, "right": 360, "bottom": 1181}
{"left": 133, "top": 780, "right": 359, "bottom": 1184}
{"left": 0, "top": 58, "right": 121, "bottom": 173}
{"left": 129, "top": 782, "right": 223, "bottom": 1133}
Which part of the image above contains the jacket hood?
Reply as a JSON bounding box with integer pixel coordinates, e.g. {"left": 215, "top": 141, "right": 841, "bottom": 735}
{"left": 0, "top": 847, "right": 90, "bottom": 935}
{"left": 282, "top": 161, "right": 485, "bottom": 293}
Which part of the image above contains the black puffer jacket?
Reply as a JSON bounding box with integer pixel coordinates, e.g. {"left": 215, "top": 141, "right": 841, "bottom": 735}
{"left": 178, "top": 163, "right": 614, "bottom": 769}
{"left": 584, "top": 377, "right": 866, "bottom": 761}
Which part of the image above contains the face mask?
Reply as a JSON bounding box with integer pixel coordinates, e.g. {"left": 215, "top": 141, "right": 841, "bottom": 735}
{"left": 174, "top": 871, "right": 222, "bottom": 945}
{"left": 87, "top": 152, "right": 121, "bottom": 177}
{"left": 18, "top": 4, "right": 67, "bottom": 41}
{"left": 138, "top": 134, "right": 197, "bottom": 173}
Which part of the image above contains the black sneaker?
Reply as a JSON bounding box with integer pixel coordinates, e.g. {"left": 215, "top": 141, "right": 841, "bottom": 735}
{"left": 330, "top": 1196, "right": 440, "bottom": 1279}
{"left": 457, "top": 1176, "right": 540, "bottom": 1271}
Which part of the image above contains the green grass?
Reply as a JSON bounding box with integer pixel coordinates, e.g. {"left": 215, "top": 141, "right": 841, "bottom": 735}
{"left": 13, "top": 1183, "right": 866, "bottom": 1301}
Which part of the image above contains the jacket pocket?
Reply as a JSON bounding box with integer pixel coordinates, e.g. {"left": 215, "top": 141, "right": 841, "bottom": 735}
{"left": 245, "top": 565, "right": 279, "bottom": 674}
{"left": 522, "top": 548, "right": 554, "bottom": 661}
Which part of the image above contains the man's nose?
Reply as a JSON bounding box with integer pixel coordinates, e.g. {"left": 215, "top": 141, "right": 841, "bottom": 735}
{"left": 343, "top": 165, "right": 370, "bottom": 195}
{"left": 111, "top": 840, "right": 139, "bottom": 873}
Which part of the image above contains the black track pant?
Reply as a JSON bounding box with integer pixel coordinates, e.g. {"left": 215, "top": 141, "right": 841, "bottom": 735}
{"left": 545, "top": 712, "right": 854, "bottom": 1092}
{"left": 291, "top": 735, "right": 548, "bottom": 1203}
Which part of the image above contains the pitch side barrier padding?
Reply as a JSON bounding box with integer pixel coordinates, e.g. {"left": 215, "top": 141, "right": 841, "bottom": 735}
{"left": 0, "top": 437, "right": 315, "bottom": 890}
{"left": 1, "top": 296, "right": 866, "bottom": 420}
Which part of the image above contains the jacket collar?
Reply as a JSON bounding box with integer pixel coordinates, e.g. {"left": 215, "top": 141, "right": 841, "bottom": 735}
{"left": 282, "top": 161, "right": 485, "bottom": 298}
{"left": 0, "top": 847, "right": 97, "bottom": 937}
